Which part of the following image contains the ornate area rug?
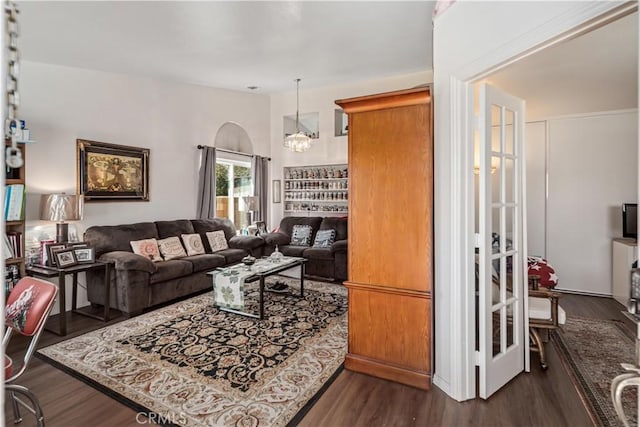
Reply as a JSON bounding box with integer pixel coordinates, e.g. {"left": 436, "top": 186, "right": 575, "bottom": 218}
{"left": 37, "top": 277, "right": 347, "bottom": 426}
{"left": 552, "top": 316, "right": 636, "bottom": 427}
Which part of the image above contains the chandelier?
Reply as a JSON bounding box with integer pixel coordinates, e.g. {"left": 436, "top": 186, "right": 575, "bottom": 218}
{"left": 283, "top": 78, "right": 312, "bottom": 152}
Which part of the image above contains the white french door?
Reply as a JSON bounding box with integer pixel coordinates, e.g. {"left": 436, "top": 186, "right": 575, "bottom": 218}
{"left": 478, "top": 83, "right": 528, "bottom": 399}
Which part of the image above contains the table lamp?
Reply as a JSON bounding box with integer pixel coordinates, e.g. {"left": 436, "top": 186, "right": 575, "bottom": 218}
{"left": 40, "top": 193, "right": 84, "bottom": 243}
{"left": 242, "top": 196, "right": 259, "bottom": 225}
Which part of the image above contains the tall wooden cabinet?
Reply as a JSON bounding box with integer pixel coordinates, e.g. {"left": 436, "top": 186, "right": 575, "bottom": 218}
{"left": 336, "top": 87, "right": 432, "bottom": 390}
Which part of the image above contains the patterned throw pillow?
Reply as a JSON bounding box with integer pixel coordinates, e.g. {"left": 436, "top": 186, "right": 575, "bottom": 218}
{"left": 313, "top": 229, "right": 336, "bottom": 248}
{"left": 157, "top": 236, "right": 187, "bottom": 260}
{"left": 291, "top": 224, "right": 313, "bottom": 246}
{"left": 181, "top": 234, "right": 205, "bottom": 256}
{"left": 206, "top": 230, "right": 229, "bottom": 252}
{"left": 130, "top": 238, "right": 163, "bottom": 262}
{"left": 527, "top": 256, "right": 558, "bottom": 288}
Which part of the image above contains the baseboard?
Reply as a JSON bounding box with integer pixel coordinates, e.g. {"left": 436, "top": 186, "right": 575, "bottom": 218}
{"left": 345, "top": 353, "right": 431, "bottom": 390}
{"left": 556, "top": 288, "right": 612, "bottom": 298}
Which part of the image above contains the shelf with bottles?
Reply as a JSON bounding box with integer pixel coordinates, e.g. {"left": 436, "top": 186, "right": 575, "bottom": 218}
{"left": 285, "top": 191, "right": 348, "bottom": 201}
{"left": 283, "top": 164, "right": 348, "bottom": 181}
{"left": 284, "top": 180, "right": 348, "bottom": 191}
{"left": 284, "top": 202, "right": 348, "bottom": 214}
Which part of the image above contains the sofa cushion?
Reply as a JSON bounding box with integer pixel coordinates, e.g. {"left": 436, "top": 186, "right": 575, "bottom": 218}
{"left": 85, "top": 222, "right": 159, "bottom": 256}
{"left": 191, "top": 218, "right": 237, "bottom": 252}
{"left": 313, "top": 229, "right": 336, "bottom": 248}
{"left": 229, "top": 235, "right": 264, "bottom": 250}
{"left": 277, "top": 217, "right": 323, "bottom": 239}
{"left": 182, "top": 234, "right": 206, "bottom": 256}
{"left": 280, "top": 245, "right": 307, "bottom": 257}
{"left": 155, "top": 219, "right": 195, "bottom": 239}
{"left": 331, "top": 239, "right": 348, "bottom": 254}
{"left": 206, "top": 230, "right": 229, "bottom": 252}
{"left": 98, "top": 251, "right": 157, "bottom": 273}
{"left": 303, "top": 247, "right": 334, "bottom": 260}
{"left": 130, "top": 238, "right": 163, "bottom": 262}
{"left": 157, "top": 237, "right": 187, "bottom": 260}
{"left": 263, "top": 232, "right": 290, "bottom": 246}
{"left": 319, "top": 216, "right": 348, "bottom": 241}
{"left": 291, "top": 225, "right": 313, "bottom": 246}
{"left": 216, "top": 248, "right": 247, "bottom": 264}
{"left": 185, "top": 254, "right": 227, "bottom": 273}
{"left": 150, "top": 260, "right": 194, "bottom": 284}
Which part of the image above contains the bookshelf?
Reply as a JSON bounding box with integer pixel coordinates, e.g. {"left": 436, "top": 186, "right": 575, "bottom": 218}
{"left": 5, "top": 139, "right": 26, "bottom": 293}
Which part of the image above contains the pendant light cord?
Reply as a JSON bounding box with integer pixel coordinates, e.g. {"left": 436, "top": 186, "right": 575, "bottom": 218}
{"left": 295, "top": 78, "right": 301, "bottom": 133}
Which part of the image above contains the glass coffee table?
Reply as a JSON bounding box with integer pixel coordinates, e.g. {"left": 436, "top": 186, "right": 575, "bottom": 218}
{"left": 207, "top": 256, "right": 307, "bottom": 320}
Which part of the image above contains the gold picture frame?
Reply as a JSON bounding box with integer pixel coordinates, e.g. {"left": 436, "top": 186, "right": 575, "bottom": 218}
{"left": 77, "top": 139, "right": 150, "bottom": 201}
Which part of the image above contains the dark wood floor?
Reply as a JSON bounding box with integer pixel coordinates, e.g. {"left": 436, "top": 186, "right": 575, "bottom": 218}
{"left": 4, "top": 293, "right": 631, "bottom": 426}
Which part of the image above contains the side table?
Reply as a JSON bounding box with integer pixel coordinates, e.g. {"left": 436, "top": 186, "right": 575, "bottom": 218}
{"left": 26, "top": 261, "right": 112, "bottom": 336}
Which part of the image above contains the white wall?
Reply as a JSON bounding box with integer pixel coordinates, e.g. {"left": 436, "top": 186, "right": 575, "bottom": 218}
{"left": 433, "top": 0, "right": 629, "bottom": 401}
{"left": 526, "top": 121, "right": 547, "bottom": 258}
{"left": 20, "top": 61, "right": 270, "bottom": 312}
{"left": 545, "top": 110, "right": 638, "bottom": 295}
{"left": 268, "top": 71, "right": 432, "bottom": 229}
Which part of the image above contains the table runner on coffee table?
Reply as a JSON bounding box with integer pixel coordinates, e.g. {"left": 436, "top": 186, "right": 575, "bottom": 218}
{"left": 212, "top": 256, "right": 300, "bottom": 310}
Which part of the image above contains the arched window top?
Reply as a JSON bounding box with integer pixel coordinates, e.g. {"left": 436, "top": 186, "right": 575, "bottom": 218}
{"left": 214, "top": 122, "right": 253, "bottom": 155}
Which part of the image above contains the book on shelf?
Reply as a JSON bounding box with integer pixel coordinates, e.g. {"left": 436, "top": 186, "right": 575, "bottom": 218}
{"left": 5, "top": 231, "right": 22, "bottom": 258}
{"left": 4, "top": 183, "right": 25, "bottom": 221}
{"left": 3, "top": 234, "right": 14, "bottom": 260}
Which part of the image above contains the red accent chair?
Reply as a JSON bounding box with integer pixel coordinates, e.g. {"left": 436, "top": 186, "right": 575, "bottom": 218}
{"left": 4, "top": 277, "right": 58, "bottom": 427}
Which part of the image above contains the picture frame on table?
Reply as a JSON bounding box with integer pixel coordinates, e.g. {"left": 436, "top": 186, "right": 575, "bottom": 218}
{"left": 45, "top": 243, "right": 67, "bottom": 267}
{"left": 66, "top": 241, "right": 88, "bottom": 249}
{"left": 255, "top": 221, "right": 268, "bottom": 236}
{"left": 77, "top": 139, "right": 150, "bottom": 202}
{"left": 73, "top": 247, "right": 95, "bottom": 264}
{"left": 53, "top": 249, "right": 78, "bottom": 268}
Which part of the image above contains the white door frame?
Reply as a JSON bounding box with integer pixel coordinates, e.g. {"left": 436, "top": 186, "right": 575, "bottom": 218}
{"left": 432, "top": 1, "right": 637, "bottom": 401}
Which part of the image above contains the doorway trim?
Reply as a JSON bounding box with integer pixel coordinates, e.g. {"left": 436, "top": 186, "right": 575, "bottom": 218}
{"left": 432, "top": 1, "right": 638, "bottom": 401}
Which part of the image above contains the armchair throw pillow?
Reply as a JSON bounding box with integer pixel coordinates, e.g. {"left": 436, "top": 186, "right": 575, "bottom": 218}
{"left": 130, "top": 238, "right": 163, "bottom": 262}
{"left": 527, "top": 256, "right": 558, "bottom": 288}
{"left": 157, "top": 236, "right": 187, "bottom": 260}
{"left": 206, "top": 230, "right": 229, "bottom": 252}
{"left": 181, "top": 234, "right": 206, "bottom": 256}
{"left": 291, "top": 224, "right": 313, "bottom": 246}
{"left": 313, "top": 229, "right": 336, "bottom": 248}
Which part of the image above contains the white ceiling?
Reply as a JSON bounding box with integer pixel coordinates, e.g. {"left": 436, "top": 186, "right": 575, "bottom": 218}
{"left": 18, "top": 1, "right": 434, "bottom": 94}
{"left": 486, "top": 11, "right": 638, "bottom": 119}
{"left": 16, "top": 1, "right": 638, "bottom": 116}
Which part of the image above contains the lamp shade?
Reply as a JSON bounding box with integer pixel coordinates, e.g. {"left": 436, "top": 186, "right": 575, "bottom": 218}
{"left": 39, "top": 193, "right": 84, "bottom": 222}
{"left": 242, "top": 196, "right": 259, "bottom": 212}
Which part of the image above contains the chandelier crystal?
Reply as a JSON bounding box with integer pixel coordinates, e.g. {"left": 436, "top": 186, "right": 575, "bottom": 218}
{"left": 283, "top": 78, "right": 312, "bottom": 152}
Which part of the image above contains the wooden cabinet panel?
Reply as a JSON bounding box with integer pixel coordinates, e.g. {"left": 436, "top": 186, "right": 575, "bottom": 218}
{"left": 347, "top": 285, "right": 431, "bottom": 369}
{"left": 349, "top": 105, "right": 432, "bottom": 291}
{"left": 337, "top": 87, "right": 433, "bottom": 390}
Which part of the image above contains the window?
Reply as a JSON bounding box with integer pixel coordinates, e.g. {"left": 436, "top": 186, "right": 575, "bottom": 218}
{"left": 215, "top": 159, "right": 252, "bottom": 231}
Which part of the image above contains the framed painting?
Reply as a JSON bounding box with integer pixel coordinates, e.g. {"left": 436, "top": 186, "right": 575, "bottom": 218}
{"left": 77, "top": 139, "right": 150, "bottom": 201}
{"left": 272, "top": 180, "right": 281, "bottom": 204}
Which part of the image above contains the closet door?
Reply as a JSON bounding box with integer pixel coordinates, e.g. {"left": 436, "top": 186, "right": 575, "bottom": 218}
{"left": 337, "top": 88, "right": 433, "bottom": 390}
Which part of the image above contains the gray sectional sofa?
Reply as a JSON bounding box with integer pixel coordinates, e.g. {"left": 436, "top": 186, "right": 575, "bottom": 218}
{"left": 83, "top": 216, "right": 347, "bottom": 318}
{"left": 262, "top": 216, "right": 348, "bottom": 282}
{"left": 84, "top": 218, "right": 263, "bottom": 318}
